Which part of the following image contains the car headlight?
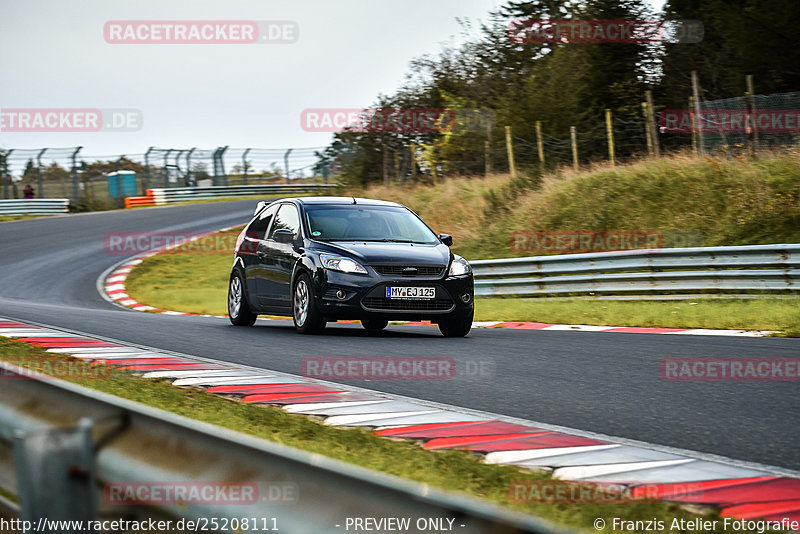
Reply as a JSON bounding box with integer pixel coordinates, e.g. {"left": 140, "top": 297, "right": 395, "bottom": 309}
{"left": 449, "top": 255, "right": 471, "bottom": 276}
{"left": 320, "top": 254, "right": 368, "bottom": 275}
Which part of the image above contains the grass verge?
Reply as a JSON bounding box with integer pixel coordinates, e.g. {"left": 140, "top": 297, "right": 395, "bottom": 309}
{"left": 0, "top": 336, "right": 735, "bottom": 531}
{"left": 477, "top": 298, "right": 800, "bottom": 337}
{"left": 0, "top": 215, "right": 50, "bottom": 222}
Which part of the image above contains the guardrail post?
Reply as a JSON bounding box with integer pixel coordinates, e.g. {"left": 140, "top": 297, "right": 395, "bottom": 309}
{"left": 36, "top": 148, "right": 47, "bottom": 198}
{"left": 14, "top": 418, "right": 98, "bottom": 532}
{"left": 70, "top": 147, "right": 82, "bottom": 204}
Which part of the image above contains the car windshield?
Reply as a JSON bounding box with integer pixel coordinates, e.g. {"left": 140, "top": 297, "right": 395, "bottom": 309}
{"left": 304, "top": 205, "right": 438, "bottom": 244}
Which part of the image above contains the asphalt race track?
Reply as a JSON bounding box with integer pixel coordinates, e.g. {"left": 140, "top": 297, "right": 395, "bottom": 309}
{"left": 1, "top": 200, "right": 798, "bottom": 471}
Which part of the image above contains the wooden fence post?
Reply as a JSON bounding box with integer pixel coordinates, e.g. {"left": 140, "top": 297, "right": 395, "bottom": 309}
{"left": 505, "top": 125, "right": 517, "bottom": 179}
{"left": 605, "top": 109, "right": 616, "bottom": 166}
{"left": 570, "top": 126, "right": 579, "bottom": 171}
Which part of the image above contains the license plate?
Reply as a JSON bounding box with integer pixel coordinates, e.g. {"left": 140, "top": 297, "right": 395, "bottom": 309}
{"left": 386, "top": 286, "right": 435, "bottom": 299}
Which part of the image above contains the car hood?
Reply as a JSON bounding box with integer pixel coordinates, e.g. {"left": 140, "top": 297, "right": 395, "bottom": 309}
{"left": 311, "top": 241, "right": 452, "bottom": 266}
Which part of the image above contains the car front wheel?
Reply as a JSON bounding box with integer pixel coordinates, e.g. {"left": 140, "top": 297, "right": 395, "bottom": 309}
{"left": 438, "top": 310, "right": 473, "bottom": 337}
{"left": 293, "top": 273, "right": 326, "bottom": 334}
{"left": 361, "top": 318, "right": 388, "bottom": 331}
{"left": 228, "top": 271, "right": 257, "bottom": 326}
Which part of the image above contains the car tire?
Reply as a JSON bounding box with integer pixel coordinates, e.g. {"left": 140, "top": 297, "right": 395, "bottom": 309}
{"left": 438, "top": 310, "right": 473, "bottom": 337}
{"left": 361, "top": 318, "right": 388, "bottom": 331}
{"left": 228, "top": 271, "right": 257, "bottom": 326}
{"left": 293, "top": 273, "right": 326, "bottom": 334}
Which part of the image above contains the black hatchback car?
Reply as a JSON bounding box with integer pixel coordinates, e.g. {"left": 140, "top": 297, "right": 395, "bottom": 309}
{"left": 227, "top": 196, "right": 474, "bottom": 336}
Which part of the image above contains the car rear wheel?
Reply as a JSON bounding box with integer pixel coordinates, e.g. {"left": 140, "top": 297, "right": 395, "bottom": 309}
{"left": 361, "top": 318, "right": 388, "bottom": 331}
{"left": 228, "top": 271, "right": 257, "bottom": 326}
{"left": 293, "top": 273, "right": 326, "bottom": 334}
{"left": 438, "top": 310, "right": 473, "bottom": 337}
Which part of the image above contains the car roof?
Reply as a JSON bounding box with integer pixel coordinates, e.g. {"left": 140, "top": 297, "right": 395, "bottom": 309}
{"left": 269, "top": 196, "right": 404, "bottom": 207}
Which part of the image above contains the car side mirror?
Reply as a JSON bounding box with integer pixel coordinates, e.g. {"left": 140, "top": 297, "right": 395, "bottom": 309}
{"left": 438, "top": 233, "right": 453, "bottom": 246}
{"left": 273, "top": 228, "right": 295, "bottom": 244}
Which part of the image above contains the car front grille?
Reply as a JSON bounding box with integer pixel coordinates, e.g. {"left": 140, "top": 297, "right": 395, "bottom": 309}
{"left": 372, "top": 265, "right": 445, "bottom": 277}
{"left": 361, "top": 297, "right": 454, "bottom": 312}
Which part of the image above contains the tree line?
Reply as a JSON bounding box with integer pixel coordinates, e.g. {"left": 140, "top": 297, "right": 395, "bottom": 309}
{"left": 319, "top": 0, "right": 800, "bottom": 185}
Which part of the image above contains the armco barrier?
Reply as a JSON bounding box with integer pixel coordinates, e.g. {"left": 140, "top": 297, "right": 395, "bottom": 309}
{"left": 471, "top": 244, "right": 800, "bottom": 297}
{"left": 0, "top": 199, "right": 70, "bottom": 216}
{"left": 123, "top": 194, "right": 155, "bottom": 208}
{"left": 0, "top": 359, "right": 564, "bottom": 533}
{"left": 145, "top": 184, "right": 339, "bottom": 205}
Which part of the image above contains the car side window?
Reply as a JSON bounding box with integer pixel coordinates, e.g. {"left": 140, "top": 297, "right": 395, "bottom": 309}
{"left": 247, "top": 205, "right": 277, "bottom": 240}
{"left": 268, "top": 204, "right": 301, "bottom": 241}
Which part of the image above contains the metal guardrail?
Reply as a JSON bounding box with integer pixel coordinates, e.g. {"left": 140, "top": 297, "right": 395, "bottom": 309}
{"left": 148, "top": 184, "right": 339, "bottom": 204}
{"left": 471, "top": 244, "right": 800, "bottom": 297}
{"left": 0, "top": 360, "right": 564, "bottom": 534}
{"left": 0, "top": 199, "right": 70, "bottom": 216}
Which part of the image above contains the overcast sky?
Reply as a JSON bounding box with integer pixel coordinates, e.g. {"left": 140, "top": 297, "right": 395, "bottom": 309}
{"left": 0, "top": 0, "right": 664, "bottom": 161}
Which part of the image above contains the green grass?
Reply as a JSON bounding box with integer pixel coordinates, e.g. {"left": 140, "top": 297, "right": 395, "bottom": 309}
{"left": 0, "top": 214, "right": 51, "bottom": 222}
{"left": 0, "top": 337, "right": 742, "bottom": 531}
{"left": 476, "top": 298, "right": 800, "bottom": 337}
{"left": 124, "top": 228, "right": 242, "bottom": 315}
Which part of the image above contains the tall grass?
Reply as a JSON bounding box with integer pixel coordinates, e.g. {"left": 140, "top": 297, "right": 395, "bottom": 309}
{"left": 357, "top": 152, "right": 800, "bottom": 259}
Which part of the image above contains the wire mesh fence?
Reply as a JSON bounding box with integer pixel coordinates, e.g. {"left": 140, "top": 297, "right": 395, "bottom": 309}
{"left": 692, "top": 91, "right": 800, "bottom": 156}
{"left": 2, "top": 90, "right": 797, "bottom": 202}
{"left": 386, "top": 88, "right": 800, "bottom": 181}
{"left": 0, "top": 146, "right": 330, "bottom": 208}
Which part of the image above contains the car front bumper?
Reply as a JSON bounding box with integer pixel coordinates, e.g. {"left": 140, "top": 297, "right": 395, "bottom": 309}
{"left": 313, "top": 269, "right": 474, "bottom": 322}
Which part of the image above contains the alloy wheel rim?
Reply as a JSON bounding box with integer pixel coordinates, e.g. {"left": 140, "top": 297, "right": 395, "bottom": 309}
{"left": 294, "top": 280, "right": 309, "bottom": 326}
{"left": 229, "top": 276, "right": 241, "bottom": 317}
